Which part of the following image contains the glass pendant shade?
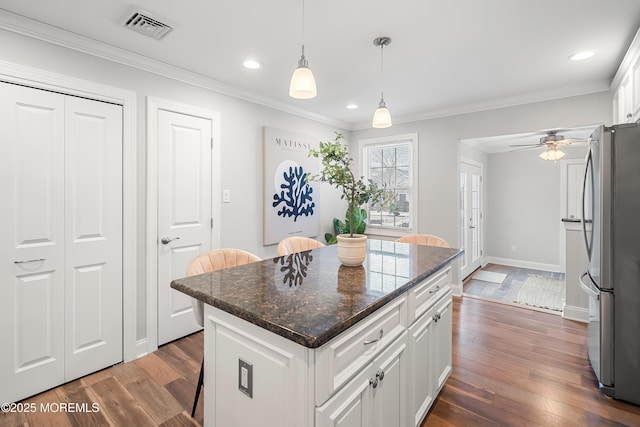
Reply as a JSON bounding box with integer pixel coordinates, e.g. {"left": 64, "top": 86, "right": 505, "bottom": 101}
{"left": 289, "top": 49, "right": 317, "bottom": 99}
{"left": 539, "top": 148, "right": 565, "bottom": 161}
{"left": 372, "top": 96, "right": 392, "bottom": 128}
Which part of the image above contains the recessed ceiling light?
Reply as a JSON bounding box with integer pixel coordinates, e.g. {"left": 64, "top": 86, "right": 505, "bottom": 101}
{"left": 346, "top": 104, "right": 358, "bottom": 110}
{"left": 569, "top": 51, "right": 595, "bottom": 61}
{"left": 243, "top": 59, "right": 261, "bottom": 69}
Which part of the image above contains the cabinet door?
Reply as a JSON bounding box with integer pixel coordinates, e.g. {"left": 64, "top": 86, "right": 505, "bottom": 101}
{"left": 316, "top": 363, "right": 374, "bottom": 427}
{"left": 0, "top": 83, "right": 66, "bottom": 403}
{"left": 633, "top": 58, "right": 640, "bottom": 120}
{"left": 618, "top": 73, "right": 633, "bottom": 123}
{"left": 408, "top": 310, "right": 436, "bottom": 426}
{"left": 371, "top": 332, "right": 407, "bottom": 427}
{"left": 433, "top": 296, "right": 453, "bottom": 391}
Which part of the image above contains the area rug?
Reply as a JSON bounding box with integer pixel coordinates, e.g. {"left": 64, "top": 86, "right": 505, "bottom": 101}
{"left": 472, "top": 270, "right": 507, "bottom": 284}
{"left": 515, "top": 276, "right": 565, "bottom": 311}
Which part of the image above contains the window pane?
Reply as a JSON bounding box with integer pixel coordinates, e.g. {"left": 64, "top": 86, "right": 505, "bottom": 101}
{"left": 396, "top": 146, "right": 410, "bottom": 167}
{"left": 396, "top": 167, "right": 409, "bottom": 187}
{"left": 383, "top": 147, "right": 395, "bottom": 167}
{"left": 362, "top": 138, "right": 414, "bottom": 232}
{"left": 370, "top": 167, "right": 383, "bottom": 186}
{"left": 383, "top": 167, "right": 396, "bottom": 187}
{"left": 369, "top": 148, "right": 383, "bottom": 167}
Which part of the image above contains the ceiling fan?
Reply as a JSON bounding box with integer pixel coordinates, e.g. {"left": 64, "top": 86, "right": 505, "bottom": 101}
{"left": 508, "top": 130, "right": 585, "bottom": 151}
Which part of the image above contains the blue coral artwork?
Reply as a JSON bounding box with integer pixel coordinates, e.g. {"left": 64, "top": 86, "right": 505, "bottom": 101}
{"left": 263, "top": 126, "right": 320, "bottom": 245}
{"left": 272, "top": 161, "right": 315, "bottom": 222}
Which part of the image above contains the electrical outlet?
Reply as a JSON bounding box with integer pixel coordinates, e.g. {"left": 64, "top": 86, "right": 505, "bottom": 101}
{"left": 223, "top": 189, "right": 231, "bottom": 203}
{"left": 238, "top": 359, "right": 253, "bottom": 398}
{"left": 511, "top": 245, "right": 517, "bottom": 253}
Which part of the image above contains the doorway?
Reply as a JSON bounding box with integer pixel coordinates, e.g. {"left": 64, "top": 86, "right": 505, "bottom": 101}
{"left": 146, "top": 97, "right": 221, "bottom": 348}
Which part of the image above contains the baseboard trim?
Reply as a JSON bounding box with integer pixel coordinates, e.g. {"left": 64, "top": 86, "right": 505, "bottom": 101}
{"left": 562, "top": 305, "right": 589, "bottom": 323}
{"left": 451, "top": 282, "right": 463, "bottom": 297}
{"left": 484, "top": 256, "right": 562, "bottom": 273}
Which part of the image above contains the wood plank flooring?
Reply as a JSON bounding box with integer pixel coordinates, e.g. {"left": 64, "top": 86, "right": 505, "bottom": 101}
{"left": 2, "top": 297, "right": 639, "bottom": 426}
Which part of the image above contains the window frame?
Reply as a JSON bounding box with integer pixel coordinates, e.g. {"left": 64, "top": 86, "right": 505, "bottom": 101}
{"left": 358, "top": 133, "right": 418, "bottom": 238}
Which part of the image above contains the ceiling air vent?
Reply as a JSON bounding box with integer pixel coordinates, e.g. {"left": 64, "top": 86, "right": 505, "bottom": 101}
{"left": 121, "top": 7, "right": 173, "bottom": 40}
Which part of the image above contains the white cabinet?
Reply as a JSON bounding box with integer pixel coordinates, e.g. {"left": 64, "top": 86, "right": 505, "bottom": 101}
{"left": 316, "top": 333, "right": 408, "bottom": 427}
{"left": 432, "top": 296, "right": 453, "bottom": 392}
{"left": 612, "top": 44, "right": 640, "bottom": 124}
{"left": 202, "top": 264, "right": 454, "bottom": 427}
{"left": 0, "top": 82, "right": 123, "bottom": 403}
{"left": 408, "top": 289, "right": 452, "bottom": 427}
{"left": 615, "top": 72, "right": 633, "bottom": 124}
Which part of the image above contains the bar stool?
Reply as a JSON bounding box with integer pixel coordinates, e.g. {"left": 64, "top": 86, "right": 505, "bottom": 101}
{"left": 186, "top": 248, "right": 262, "bottom": 417}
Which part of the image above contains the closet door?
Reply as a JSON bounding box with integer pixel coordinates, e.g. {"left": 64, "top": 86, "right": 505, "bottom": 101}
{"left": 64, "top": 97, "right": 123, "bottom": 381}
{"left": 0, "top": 82, "right": 66, "bottom": 403}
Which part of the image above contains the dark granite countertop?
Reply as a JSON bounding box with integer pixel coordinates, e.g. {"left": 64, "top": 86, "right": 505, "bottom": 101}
{"left": 171, "top": 239, "right": 462, "bottom": 348}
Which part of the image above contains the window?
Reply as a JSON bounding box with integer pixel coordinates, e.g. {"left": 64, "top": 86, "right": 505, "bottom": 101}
{"left": 359, "top": 134, "right": 418, "bottom": 235}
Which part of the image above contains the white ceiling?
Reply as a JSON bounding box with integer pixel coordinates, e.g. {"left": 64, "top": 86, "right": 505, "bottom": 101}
{"left": 1, "top": 0, "right": 639, "bottom": 132}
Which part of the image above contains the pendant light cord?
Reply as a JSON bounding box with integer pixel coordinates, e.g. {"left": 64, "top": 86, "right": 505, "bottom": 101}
{"left": 302, "top": 0, "right": 305, "bottom": 47}
{"left": 380, "top": 42, "right": 384, "bottom": 99}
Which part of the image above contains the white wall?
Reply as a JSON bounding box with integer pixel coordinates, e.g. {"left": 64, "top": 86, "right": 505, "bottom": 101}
{"left": 0, "top": 25, "right": 615, "bottom": 356}
{"left": 485, "top": 145, "right": 588, "bottom": 269}
{"left": 350, "top": 92, "right": 612, "bottom": 280}
{"left": 0, "top": 28, "right": 346, "bottom": 356}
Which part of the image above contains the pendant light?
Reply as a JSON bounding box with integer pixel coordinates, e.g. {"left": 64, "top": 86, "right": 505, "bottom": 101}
{"left": 372, "top": 36, "right": 392, "bottom": 128}
{"left": 289, "top": 0, "right": 317, "bottom": 99}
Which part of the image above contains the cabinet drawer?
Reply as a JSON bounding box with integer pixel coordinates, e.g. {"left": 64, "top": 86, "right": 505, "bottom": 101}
{"left": 315, "top": 296, "right": 407, "bottom": 405}
{"left": 407, "top": 267, "right": 451, "bottom": 324}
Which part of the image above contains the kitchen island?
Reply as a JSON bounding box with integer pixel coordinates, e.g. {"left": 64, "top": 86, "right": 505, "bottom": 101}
{"left": 171, "top": 239, "right": 462, "bottom": 427}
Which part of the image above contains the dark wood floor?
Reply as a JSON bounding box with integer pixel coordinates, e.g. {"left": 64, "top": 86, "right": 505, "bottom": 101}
{"left": 2, "top": 297, "right": 640, "bottom": 426}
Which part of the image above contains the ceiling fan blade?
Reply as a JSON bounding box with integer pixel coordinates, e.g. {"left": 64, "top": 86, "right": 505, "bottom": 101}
{"left": 508, "top": 143, "right": 543, "bottom": 147}
{"left": 509, "top": 146, "right": 542, "bottom": 152}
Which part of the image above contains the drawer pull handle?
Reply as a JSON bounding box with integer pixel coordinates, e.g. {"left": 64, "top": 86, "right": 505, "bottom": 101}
{"left": 14, "top": 258, "right": 45, "bottom": 264}
{"left": 433, "top": 313, "right": 441, "bottom": 322}
{"left": 370, "top": 369, "right": 385, "bottom": 388}
{"left": 364, "top": 329, "right": 384, "bottom": 345}
{"left": 429, "top": 285, "right": 441, "bottom": 294}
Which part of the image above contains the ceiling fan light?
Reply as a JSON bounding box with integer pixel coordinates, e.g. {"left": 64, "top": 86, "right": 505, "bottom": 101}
{"left": 289, "top": 52, "right": 317, "bottom": 99}
{"left": 539, "top": 148, "right": 565, "bottom": 161}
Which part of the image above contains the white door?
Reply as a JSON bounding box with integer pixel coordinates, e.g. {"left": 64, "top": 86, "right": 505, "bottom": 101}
{"left": 0, "top": 83, "right": 66, "bottom": 402}
{"left": 0, "top": 83, "right": 123, "bottom": 403}
{"left": 64, "top": 96, "right": 123, "bottom": 380}
{"left": 460, "top": 161, "right": 482, "bottom": 278}
{"left": 157, "top": 109, "right": 213, "bottom": 345}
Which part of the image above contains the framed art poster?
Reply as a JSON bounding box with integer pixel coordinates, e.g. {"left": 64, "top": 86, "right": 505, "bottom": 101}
{"left": 263, "top": 126, "right": 320, "bottom": 245}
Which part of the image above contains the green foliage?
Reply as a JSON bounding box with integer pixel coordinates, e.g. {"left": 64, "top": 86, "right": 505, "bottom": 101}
{"left": 308, "top": 132, "right": 397, "bottom": 237}
{"left": 324, "top": 207, "right": 368, "bottom": 244}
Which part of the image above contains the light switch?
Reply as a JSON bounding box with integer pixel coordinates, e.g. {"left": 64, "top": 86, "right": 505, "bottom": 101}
{"left": 223, "top": 189, "right": 231, "bottom": 203}
{"left": 239, "top": 358, "right": 253, "bottom": 398}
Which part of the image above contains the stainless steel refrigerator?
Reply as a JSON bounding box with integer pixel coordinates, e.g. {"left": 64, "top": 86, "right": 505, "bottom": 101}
{"left": 580, "top": 123, "right": 640, "bottom": 405}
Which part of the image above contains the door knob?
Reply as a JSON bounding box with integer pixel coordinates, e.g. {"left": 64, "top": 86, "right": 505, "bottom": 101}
{"left": 161, "top": 237, "right": 180, "bottom": 245}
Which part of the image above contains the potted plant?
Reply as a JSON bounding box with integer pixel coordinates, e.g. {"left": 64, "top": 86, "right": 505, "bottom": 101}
{"left": 308, "top": 132, "right": 396, "bottom": 266}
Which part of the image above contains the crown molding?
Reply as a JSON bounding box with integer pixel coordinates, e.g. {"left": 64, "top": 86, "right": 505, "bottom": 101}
{"left": 351, "top": 79, "right": 611, "bottom": 130}
{"left": 0, "top": 10, "right": 349, "bottom": 130}
{"left": 611, "top": 26, "right": 640, "bottom": 90}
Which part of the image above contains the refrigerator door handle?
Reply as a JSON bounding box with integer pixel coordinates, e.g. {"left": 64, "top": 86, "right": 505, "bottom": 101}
{"left": 581, "top": 149, "right": 593, "bottom": 260}
{"left": 579, "top": 271, "right": 599, "bottom": 299}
